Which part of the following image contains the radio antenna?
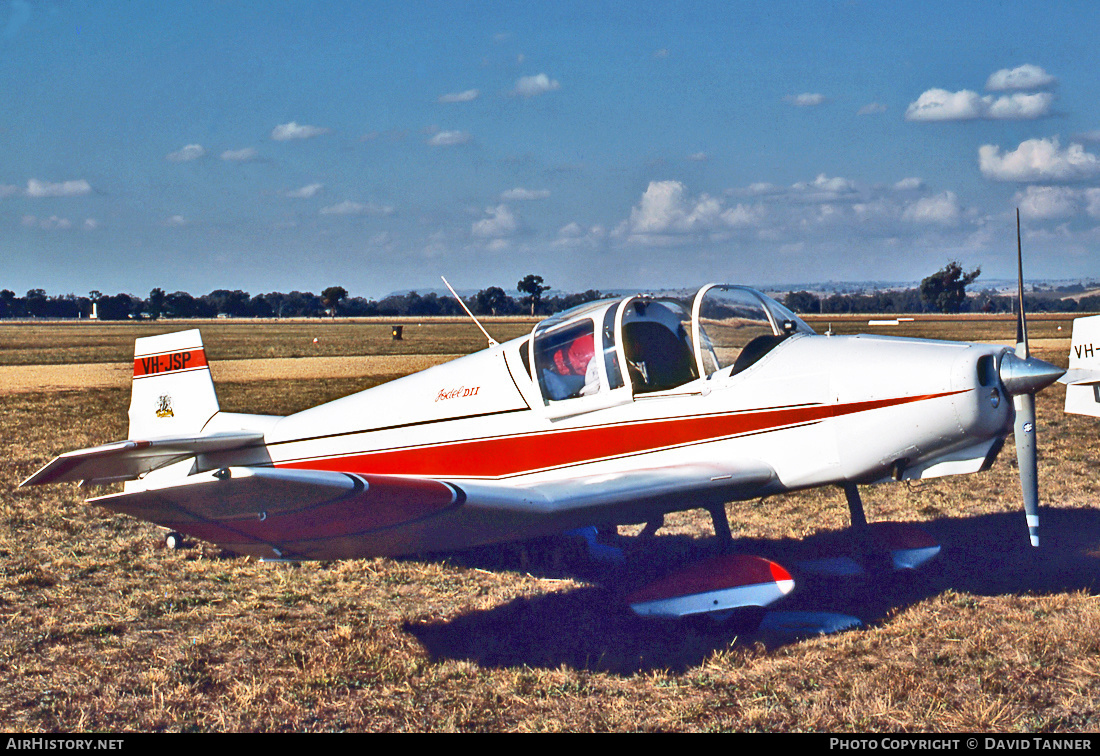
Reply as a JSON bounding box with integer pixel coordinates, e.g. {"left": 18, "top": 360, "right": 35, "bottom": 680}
{"left": 441, "top": 276, "right": 498, "bottom": 347}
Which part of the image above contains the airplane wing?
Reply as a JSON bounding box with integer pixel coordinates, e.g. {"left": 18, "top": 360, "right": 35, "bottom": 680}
{"left": 20, "top": 432, "right": 266, "bottom": 487}
{"left": 74, "top": 460, "right": 777, "bottom": 560}
{"left": 455, "top": 460, "right": 776, "bottom": 517}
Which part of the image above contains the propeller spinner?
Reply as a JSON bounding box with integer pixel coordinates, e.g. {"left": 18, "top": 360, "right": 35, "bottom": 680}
{"left": 1003, "top": 209, "right": 1065, "bottom": 547}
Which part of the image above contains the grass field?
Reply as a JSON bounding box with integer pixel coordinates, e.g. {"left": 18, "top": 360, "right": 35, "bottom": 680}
{"left": 0, "top": 317, "right": 539, "bottom": 366}
{"left": 3, "top": 317, "right": 1100, "bottom": 732}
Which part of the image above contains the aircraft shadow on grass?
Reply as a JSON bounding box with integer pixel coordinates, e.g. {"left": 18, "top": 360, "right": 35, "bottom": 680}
{"left": 404, "top": 506, "right": 1100, "bottom": 675}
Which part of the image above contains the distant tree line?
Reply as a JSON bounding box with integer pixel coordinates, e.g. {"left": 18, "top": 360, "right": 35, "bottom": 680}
{"left": 781, "top": 288, "right": 1100, "bottom": 315}
{"left": 783, "top": 262, "right": 1100, "bottom": 316}
{"left": 5, "top": 265, "right": 1098, "bottom": 320}
{"left": 0, "top": 275, "right": 607, "bottom": 320}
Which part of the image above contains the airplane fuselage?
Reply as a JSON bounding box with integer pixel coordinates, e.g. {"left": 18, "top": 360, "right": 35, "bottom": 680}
{"left": 195, "top": 330, "right": 1014, "bottom": 556}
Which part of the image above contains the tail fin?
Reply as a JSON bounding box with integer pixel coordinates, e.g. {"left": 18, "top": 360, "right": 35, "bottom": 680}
{"left": 129, "top": 329, "right": 219, "bottom": 438}
{"left": 1062, "top": 315, "right": 1100, "bottom": 418}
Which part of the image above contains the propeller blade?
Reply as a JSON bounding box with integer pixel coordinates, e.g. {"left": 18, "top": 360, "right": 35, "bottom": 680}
{"left": 1013, "top": 391, "right": 1040, "bottom": 547}
{"left": 1015, "top": 208, "right": 1029, "bottom": 359}
{"left": 1009, "top": 208, "right": 1051, "bottom": 548}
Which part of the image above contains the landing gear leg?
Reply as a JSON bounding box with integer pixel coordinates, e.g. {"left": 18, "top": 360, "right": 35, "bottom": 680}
{"left": 708, "top": 504, "right": 733, "bottom": 546}
{"left": 843, "top": 483, "right": 886, "bottom": 571}
{"left": 843, "top": 482, "right": 868, "bottom": 530}
{"left": 639, "top": 514, "right": 664, "bottom": 539}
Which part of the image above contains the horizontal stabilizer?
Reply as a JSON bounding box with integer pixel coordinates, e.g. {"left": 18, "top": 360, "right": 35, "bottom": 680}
{"left": 85, "top": 467, "right": 462, "bottom": 560}
{"left": 20, "top": 431, "right": 265, "bottom": 487}
{"left": 1059, "top": 368, "right": 1100, "bottom": 386}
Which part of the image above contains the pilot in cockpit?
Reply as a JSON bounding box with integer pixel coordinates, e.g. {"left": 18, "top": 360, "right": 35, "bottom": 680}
{"left": 543, "top": 331, "right": 601, "bottom": 400}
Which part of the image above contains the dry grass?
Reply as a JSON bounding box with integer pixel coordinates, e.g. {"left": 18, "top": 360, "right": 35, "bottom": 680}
{"left": 0, "top": 318, "right": 537, "bottom": 366}
{"left": 803, "top": 312, "right": 1077, "bottom": 346}
{"left": 3, "top": 320, "right": 1100, "bottom": 731}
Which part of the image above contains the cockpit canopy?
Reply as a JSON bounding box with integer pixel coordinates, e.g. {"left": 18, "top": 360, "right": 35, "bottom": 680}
{"left": 527, "top": 285, "right": 814, "bottom": 411}
{"left": 692, "top": 284, "right": 814, "bottom": 376}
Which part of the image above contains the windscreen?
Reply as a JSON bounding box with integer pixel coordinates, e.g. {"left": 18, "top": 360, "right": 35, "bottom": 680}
{"left": 693, "top": 286, "right": 814, "bottom": 376}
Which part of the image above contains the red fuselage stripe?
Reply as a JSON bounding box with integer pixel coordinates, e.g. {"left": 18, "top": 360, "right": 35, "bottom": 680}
{"left": 278, "top": 390, "right": 965, "bottom": 479}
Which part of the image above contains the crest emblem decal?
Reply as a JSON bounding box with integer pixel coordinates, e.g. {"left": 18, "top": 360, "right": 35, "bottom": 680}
{"left": 156, "top": 394, "right": 174, "bottom": 418}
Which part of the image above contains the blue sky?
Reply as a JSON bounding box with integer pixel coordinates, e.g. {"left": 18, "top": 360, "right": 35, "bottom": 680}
{"left": 4, "top": 0, "right": 1100, "bottom": 298}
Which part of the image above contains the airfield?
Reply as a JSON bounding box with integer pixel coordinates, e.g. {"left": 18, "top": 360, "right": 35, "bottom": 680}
{"left": 4, "top": 315, "right": 1100, "bottom": 732}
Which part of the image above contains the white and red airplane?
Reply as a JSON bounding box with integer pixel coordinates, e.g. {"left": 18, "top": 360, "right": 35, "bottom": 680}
{"left": 21, "top": 244, "right": 1065, "bottom": 622}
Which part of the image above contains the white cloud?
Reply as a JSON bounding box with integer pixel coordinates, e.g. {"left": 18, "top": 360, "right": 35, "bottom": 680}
{"left": 557, "top": 222, "right": 586, "bottom": 238}
{"left": 513, "top": 73, "right": 560, "bottom": 97}
{"left": 857, "top": 102, "right": 887, "bottom": 115}
{"left": 622, "top": 180, "right": 764, "bottom": 243}
{"left": 894, "top": 177, "right": 925, "bottom": 191}
{"left": 165, "top": 215, "right": 187, "bottom": 227}
{"left": 44, "top": 216, "right": 72, "bottom": 230}
{"left": 1085, "top": 189, "right": 1100, "bottom": 218}
{"left": 21, "top": 214, "right": 71, "bottom": 230}
{"left": 26, "top": 178, "right": 91, "bottom": 197}
{"left": 438, "top": 89, "right": 479, "bottom": 103}
{"left": 686, "top": 152, "right": 708, "bottom": 162}
{"left": 83, "top": 218, "right": 98, "bottom": 230}
{"left": 746, "top": 182, "right": 781, "bottom": 195}
{"left": 786, "top": 174, "right": 858, "bottom": 203}
{"left": 905, "top": 89, "right": 1052, "bottom": 121}
{"left": 500, "top": 187, "right": 549, "bottom": 200}
{"left": 428, "top": 130, "right": 472, "bottom": 147}
{"left": 271, "top": 122, "right": 330, "bottom": 141}
{"left": 1015, "top": 186, "right": 1078, "bottom": 219}
{"left": 552, "top": 222, "right": 607, "bottom": 249}
{"left": 978, "top": 138, "right": 1100, "bottom": 182}
{"left": 793, "top": 174, "right": 855, "bottom": 195}
{"left": 221, "top": 147, "right": 258, "bottom": 162}
{"left": 852, "top": 198, "right": 897, "bottom": 220}
{"left": 986, "top": 64, "right": 1057, "bottom": 92}
{"left": 901, "top": 191, "right": 961, "bottom": 225}
{"left": 320, "top": 200, "right": 395, "bottom": 216}
{"left": 166, "top": 144, "right": 205, "bottom": 162}
{"left": 785, "top": 93, "right": 826, "bottom": 107}
{"left": 720, "top": 204, "right": 765, "bottom": 227}
{"left": 286, "top": 183, "right": 323, "bottom": 198}
{"left": 472, "top": 204, "right": 519, "bottom": 238}
{"left": 987, "top": 93, "right": 1055, "bottom": 119}
{"left": 653, "top": 48, "right": 669, "bottom": 59}
{"left": 0, "top": 184, "right": 18, "bottom": 198}
{"left": 906, "top": 89, "right": 983, "bottom": 121}
{"left": 627, "top": 181, "right": 710, "bottom": 234}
